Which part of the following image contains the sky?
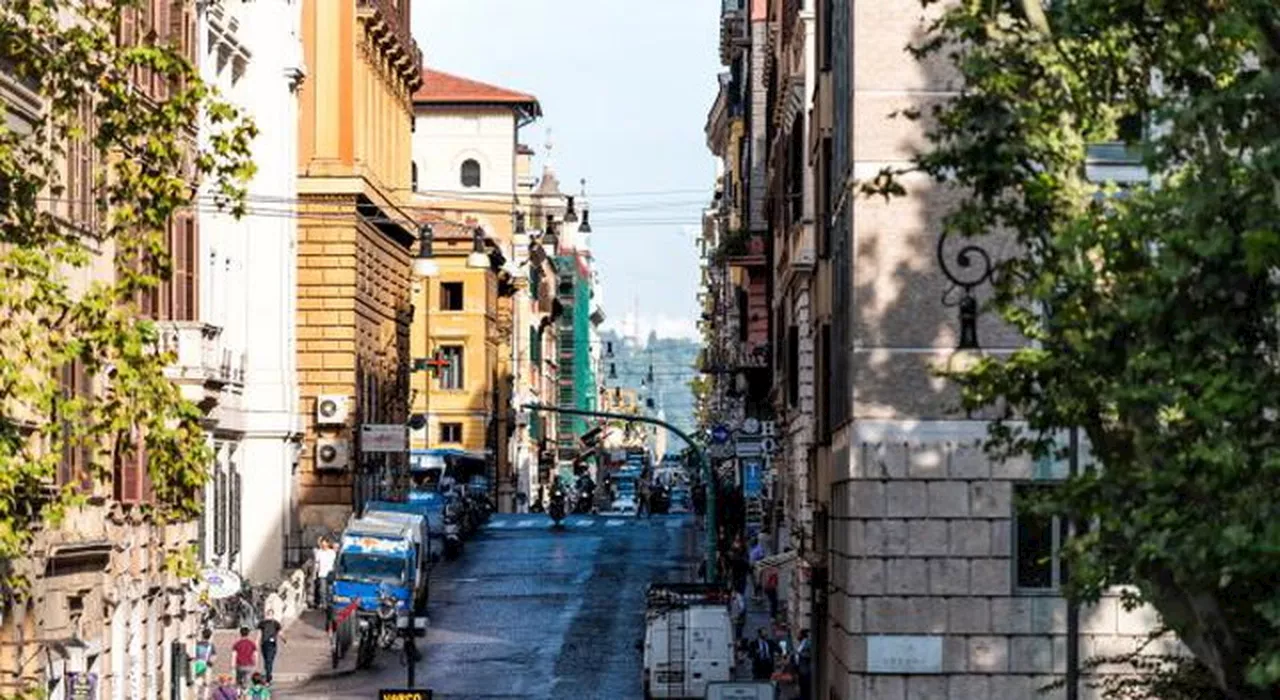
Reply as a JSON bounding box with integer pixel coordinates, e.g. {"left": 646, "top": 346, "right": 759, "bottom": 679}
{"left": 412, "top": 1, "right": 719, "bottom": 342}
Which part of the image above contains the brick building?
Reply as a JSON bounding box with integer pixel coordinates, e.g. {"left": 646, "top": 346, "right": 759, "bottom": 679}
{"left": 294, "top": 0, "right": 423, "bottom": 536}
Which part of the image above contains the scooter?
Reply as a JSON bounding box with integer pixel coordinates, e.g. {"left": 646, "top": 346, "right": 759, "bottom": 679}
{"left": 443, "top": 508, "right": 463, "bottom": 559}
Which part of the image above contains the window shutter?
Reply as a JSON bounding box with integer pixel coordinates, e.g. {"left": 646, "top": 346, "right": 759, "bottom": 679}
{"left": 119, "top": 7, "right": 136, "bottom": 46}
{"left": 115, "top": 427, "right": 144, "bottom": 504}
{"left": 230, "top": 469, "right": 241, "bottom": 559}
{"left": 214, "top": 466, "right": 226, "bottom": 556}
{"left": 183, "top": 216, "right": 197, "bottom": 320}
{"left": 56, "top": 363, "right": 75, "bottom": 487}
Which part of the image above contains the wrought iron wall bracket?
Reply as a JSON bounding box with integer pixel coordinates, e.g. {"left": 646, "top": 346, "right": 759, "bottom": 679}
{"left": 936, "top": 231, "right": 995, "bottom": 350}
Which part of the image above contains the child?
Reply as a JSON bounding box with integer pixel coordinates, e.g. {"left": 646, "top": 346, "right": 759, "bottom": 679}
{"left": 231, "top": 627, "right": 257, "bottom": 688}
{"left": 210, "top": 674, "right": 238, "bottom": 700}
{"left": 193, "top": 628, "right": 216, "bottom": 678}
{"left": 245, "top": 672, "right": 271, "bottom": 699}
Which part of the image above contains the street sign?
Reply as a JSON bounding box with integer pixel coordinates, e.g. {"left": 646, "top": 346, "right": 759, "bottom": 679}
{"left": 378, "top": 691, "right": 433, "bottom": 700}
{"left": 867, "top": 635, "right": 943, "bottom": 674}
{"left": 743, "top": 458, "right": 763, "bottom": 497}
{"left": 361, "top": 424, "right": 408, "bottom": 453}
{"left": 760, "top": 437, "right": 778, "bottom": 454}
{"left": 735, "top": 438, "right": 762, "bottom": 458}
{"left": 708, "top": 442, "right": 734, "bottom": 460}
{"left": 761, "top": 420, "right": 776, "bottom": 437}
{"left": 710, "top": 424, "right": 731, "bottom": 445}
{"left": 741, "top": 417, "right": 761, "bottom": 436}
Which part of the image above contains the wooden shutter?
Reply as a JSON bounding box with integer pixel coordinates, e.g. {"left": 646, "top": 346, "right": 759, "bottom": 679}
{"left": 115, "top": 426, "right": 144, "bottom": 504}
{"left": 213, "top": 466, "right": 225, "bottom": 556}
{"left": 230, "top": 469, "right": 241, "bottom": 558}
{"left": 119, "top": 7, "right": 136, "bottom": 46}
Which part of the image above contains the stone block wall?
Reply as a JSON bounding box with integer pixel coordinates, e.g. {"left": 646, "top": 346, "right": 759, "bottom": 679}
{"left": 826, "top": 438, "right": 1171, "bottom": 700}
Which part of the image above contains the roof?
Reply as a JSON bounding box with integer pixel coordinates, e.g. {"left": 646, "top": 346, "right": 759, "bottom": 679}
{"left": 414, "top": 69, "right": 542, "bottom": 122}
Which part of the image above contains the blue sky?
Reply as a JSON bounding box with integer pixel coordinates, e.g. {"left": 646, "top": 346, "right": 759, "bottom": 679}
{"left": 411, "top": 1, "right": 719, "bottom": 341}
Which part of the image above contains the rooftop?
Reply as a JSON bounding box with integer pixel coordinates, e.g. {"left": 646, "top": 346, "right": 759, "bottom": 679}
{"left": 414, "top": 69, "right": 542, "bottom": 123}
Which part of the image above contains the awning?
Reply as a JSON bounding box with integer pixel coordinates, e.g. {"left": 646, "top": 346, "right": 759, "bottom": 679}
{"left": 755, "top": 549, "right": 799, "bottom": 571}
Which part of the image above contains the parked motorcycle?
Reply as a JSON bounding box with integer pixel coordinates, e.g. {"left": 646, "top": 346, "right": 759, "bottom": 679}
{"left": 443, "top": 501, "right": 464, "bottom": 559}
{"left": 376, "top": 590, "right": 399, "bottom": 650}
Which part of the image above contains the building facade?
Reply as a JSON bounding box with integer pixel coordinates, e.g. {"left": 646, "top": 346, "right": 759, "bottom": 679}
{"left": 808, "top": 2, "right": 1169, "bottom": 699}
{"left": 409, "top": 69, "right": 542, "bottom": 511}
{"left": 0, "top": 4, "right": 207, "bottom": 698}
{"left": 196, "top": 0, "right": 306, "bottom": 584}
{"left": 294, "top": 0, "right": 422, "bottom": 537}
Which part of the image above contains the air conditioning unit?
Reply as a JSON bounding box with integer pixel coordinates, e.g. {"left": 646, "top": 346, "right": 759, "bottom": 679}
{"left": 315, "top": 395, "right": 349, "bottom": 426}
{"left": 315, "top": 439, "right": 350, "bottom": 471}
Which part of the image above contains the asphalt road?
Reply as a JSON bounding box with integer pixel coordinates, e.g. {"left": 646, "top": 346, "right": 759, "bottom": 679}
{"left": 285, "top": 512, "right": 699, "bottom": 699}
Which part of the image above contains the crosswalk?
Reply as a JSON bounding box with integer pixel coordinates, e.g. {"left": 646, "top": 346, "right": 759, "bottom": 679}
{"left": 484, "top": 515, "right": 688, "bottom": 530}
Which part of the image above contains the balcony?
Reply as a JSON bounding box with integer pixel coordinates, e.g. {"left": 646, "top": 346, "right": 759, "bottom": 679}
{"left": 157, "top": 322, "right": 245, "bottom": 409}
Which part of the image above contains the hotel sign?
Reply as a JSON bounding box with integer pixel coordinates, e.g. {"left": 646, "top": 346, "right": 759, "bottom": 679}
{"left": 866, "top": 635, "right": 943, "bottom": 674}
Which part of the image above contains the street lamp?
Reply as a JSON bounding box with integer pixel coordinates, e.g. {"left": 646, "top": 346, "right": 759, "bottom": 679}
{"left": 935, "top": 230, "right": 994, "bottom": 350}
{"left": 467, "top": 227, "right": 490, "bottom": 269}
{"left": 564, "top": 195, "right": 579, "bottom": 224}
{"left": 543, "top": 216, "right": 559, "bottom": 253}
{"left": 413, "top": 223, "right": 438, "bottom": 279}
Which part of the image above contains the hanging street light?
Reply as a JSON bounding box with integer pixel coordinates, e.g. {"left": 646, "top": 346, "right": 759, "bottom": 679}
{"left": 467, "top": 227, "right": 490, "bottom": 269}
{"left": 936, "top": 230, "right": 995, "bottom": 350}
{"left": 413, "top": 223, "right": 438, "bottom": 279}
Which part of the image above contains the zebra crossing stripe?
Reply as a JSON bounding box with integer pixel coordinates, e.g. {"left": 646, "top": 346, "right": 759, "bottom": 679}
{"left": 488, "top": 520, "right": 509, "bottom": 529}
{"left": 517, "top": 519, "right": 538, "bottom": 528}
{"left": 606, "top": 519, "right": 627, "bottom": 527}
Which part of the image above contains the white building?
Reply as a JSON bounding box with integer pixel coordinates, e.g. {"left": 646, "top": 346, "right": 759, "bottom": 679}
{"left": 196, "top": 0, "right": 305, "bottom": 583}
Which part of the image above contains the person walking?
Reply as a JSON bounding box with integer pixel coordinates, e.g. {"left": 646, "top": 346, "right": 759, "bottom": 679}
{"left": 750, "top": 628, "right": 776, "bottom": 681}
{"left": 748, "top": 535, "right": 768, "bottom": 601}
{"left": 245, "top": 672, "right": 271, "bottom": 699}
{"left": 210, "top": 674, "right": 238, "bottom": 700}
{"left": 762, "top": 564, "right": 780, "bottom": 620}
{"left": 637, "top": 477, "right": 651, "bottom": 518}
{"left": 313, "top": 537, "right": 336, "bottom": 609}
{"left": 794, "top": 629, "right": 813, "bottom": 700}
{"left": 730, "top": 589, "right": 747, "bottom": 642}
{"left": 257, "top": 612, "right": 286, "bottom": 684}
{"left": 231, "top": 627, "right": 257, "bottom": 689}
{"left": 192, "top": 628, "right": 216, "bottom": 695}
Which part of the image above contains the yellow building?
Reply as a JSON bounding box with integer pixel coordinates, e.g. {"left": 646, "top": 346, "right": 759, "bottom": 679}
{"left": 409, "top": 71, "right": 543, "bottom": 510}
{"left": 295, "top": 0, "right": 422, "bottom": 534}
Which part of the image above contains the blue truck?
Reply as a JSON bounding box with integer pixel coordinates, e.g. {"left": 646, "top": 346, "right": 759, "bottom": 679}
{"left": 331, "top": 516, "right": 424, "bottom": 616}
{"left": 366, "top": 499, "right": 444, "bottom": 566}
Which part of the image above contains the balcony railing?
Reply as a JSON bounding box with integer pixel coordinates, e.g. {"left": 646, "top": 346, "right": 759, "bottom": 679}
{"left": 156, "top": 321, "right": 245, "bottom": 387}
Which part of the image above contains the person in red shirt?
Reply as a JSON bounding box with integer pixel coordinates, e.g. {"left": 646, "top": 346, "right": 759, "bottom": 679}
{"left": 231, "top": 626, "right": 257, "bottom": 688}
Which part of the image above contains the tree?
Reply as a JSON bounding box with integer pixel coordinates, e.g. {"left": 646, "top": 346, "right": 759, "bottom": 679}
{"left": 866, "top": 1, "right": 1280, "bottom": 697}
{"left": 0, "top": 0, "right": 254, "bottom": 602}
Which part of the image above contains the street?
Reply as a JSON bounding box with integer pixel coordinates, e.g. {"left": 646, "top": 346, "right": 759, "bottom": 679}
{"left": 284, "top": 513, "right": 698, "bottom": 699}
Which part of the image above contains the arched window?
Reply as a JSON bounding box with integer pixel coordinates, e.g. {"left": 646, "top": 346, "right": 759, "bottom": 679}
{"left": 411, "top": 161, "right": 418, "bottom": 192}
{"left": 460, "top": 159, "right": 481, "bottom": 188}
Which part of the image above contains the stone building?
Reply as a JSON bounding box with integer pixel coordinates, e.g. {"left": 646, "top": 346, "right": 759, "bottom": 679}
{"left": 294, "top": 0, "right": 423, "bottom": 536}
{"left": 195, "top": 0, "right": 306, "bottom": 585}
{"left": 806, "top": 2, "right": 1172, "bottom": 699}
{"left": 0, "top": 3, "right": 208, "bottom": 698}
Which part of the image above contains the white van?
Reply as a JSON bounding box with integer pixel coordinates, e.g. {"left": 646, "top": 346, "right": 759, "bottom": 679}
{"left": 643, "top": 584, "right": 734, "bottom": 699}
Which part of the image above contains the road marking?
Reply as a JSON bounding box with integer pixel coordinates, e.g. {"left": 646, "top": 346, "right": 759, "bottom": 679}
{"left": 666, "top": 518, "right": 684, "bottom": 528}
{"left": 606, "top": 519, "right": 627, "bottom": 527}
{"left": 517, "top": 519, "right": 538, "bottom": 528}
{"left": 488, "top": 520, "right": 509, "bottom": 529}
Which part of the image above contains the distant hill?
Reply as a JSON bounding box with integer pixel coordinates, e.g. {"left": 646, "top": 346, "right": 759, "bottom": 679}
{"left": 599, "top": 329, "right": 699, "bottom": 437}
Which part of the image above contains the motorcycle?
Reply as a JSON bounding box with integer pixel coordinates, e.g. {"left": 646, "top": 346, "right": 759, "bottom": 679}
{"left": 443, "top": 504, "right": 463, "bottom": 559}
{"left": 376, "top": 591, "right": 399, "bottom": 650}
{"left": 548, "top": 487, "right": 566, "bottom": 526}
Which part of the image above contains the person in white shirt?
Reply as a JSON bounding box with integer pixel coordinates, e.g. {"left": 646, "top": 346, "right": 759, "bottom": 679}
{"left": 313, "top": 537, "right": 336, "bottom": 609}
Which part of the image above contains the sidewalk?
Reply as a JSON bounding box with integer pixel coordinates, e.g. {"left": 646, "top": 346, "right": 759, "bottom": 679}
{"left": 209, "top": 609, "right": 335, "bottom": 687}
{"left": 732, "top": 593, "right": 799, "bottom": 699}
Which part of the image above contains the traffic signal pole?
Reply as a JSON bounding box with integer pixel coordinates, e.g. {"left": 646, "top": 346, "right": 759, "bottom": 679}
{"left": 522, "top": 403, "right": 719, "bottom": 582}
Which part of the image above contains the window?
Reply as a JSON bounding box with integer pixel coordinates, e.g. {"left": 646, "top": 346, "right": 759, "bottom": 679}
{"left": 460, "top": 159, "right": 481, "bottom": 188}
{"left": 1014, "top": 483, "right": 1069, "bottom": 592}
{"left": 819, "top": 136, "right": 832, "bottom": 258}
{"left": 737, "top": 288, "right": 749, "bottom": 341}
{"left": 440, "top": 282, "right": 464, "bottom": 311}
{"left": 440, "top": 423, "right": 463, "bottom": 443}
{"left": 437, "top": 345, "right": 464, "bottom": 390}
{"left": 67, "top": 98, "right": 94, "bottom": 229}
{"left": 821, "top": 0, "right": 834, "bottom": 70}
{"left": 411, "top": 161, "right": 418, "bottom": 192}
{"left": 56, "top": 358, "right": 91, "bottom": 489}
{"left": 530, "top": 325, "right": 542, "bottom": 364}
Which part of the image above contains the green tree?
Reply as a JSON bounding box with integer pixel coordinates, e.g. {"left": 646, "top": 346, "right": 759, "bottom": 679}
{"left": 0, "top": 0, "right": 254, "bottom": 608}
{"left": 867, "top": 1, "right": 1280, "bottom": 697}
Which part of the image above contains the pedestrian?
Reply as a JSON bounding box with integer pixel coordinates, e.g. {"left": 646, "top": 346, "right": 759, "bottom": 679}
{"left": 192, "top": 628, "right": 216, "bottom": 693}
{"left": 313, "top": 536, "right": 336, "bottom": 609}
{"left": 730, "top": 589, "right": 747, "bottom": 642}
{"left": 731, "top": 544, "right": 751, "bottom": 596}
{"left": 210, "top": 674, "right": 238, "bottom": 700}
{"left": 750, "top": 628, "right": 776, "bottom": 681}
{"left": 762, "top": 565, "right": 780, "bottom": 619}
{"left": 794, "top": 629, "right": 813, "bottom": 700}
{"left": 692, "top": 482, "right": 706, "bottom": 517}
{"left": 257, "top": 611, "right": 286, "bottom": 684}
{"left": 749, "top": 535, "right": 768, "bottom": 600}
{"left": 637, "top": 478, "right": 651, "bottom": 517}
{"left": 246, "top": 672, "right": 271, "bottom": 699}
{"left": 231, "top": 627, "right": 257, "bottom": 688}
